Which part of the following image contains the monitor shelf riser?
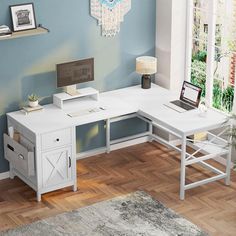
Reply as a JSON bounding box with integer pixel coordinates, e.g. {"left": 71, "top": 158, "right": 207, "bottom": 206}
{"left": 53, "top": 87, "right": 99, "bottom": 109}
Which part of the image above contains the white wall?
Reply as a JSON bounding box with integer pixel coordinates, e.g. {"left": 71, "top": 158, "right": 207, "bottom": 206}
{"left": 155, "top": 0, "right": 172, "bottom": 89}
{"left": 156, "top": 0, "right": 187, "bottom": 96}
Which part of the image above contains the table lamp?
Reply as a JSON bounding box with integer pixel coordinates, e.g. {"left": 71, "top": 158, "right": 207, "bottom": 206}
{"left": 136, "top": 56, "right": 157, "bottom": 89}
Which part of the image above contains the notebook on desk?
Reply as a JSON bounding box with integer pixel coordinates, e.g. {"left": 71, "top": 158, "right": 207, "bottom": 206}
{"left": 164, "top": 81, "right": 202, "bottom": 113}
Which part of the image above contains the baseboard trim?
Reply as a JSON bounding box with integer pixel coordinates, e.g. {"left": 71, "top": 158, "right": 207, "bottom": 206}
{"left": 77, "top": 136, "right": 149, "bottom": 160}
{"left": 0, "top": 171, "right": 10, "bottom": 180}
{"left": 77, "top": 147, "right": 107, "bottom": 160}
{"left": 111, "top": 136, "right": 150, "bottom": 151}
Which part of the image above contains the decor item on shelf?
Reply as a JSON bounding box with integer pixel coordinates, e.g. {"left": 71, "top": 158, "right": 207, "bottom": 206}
{"left": 28, "top": 93, "right": 39, "bottom": 108}
{"left": 136, "top": 56, "right": 157, "bottom": 89}
{"left": 90, "top": 0, "right": 131, "bottom": 37}
{"left": 10, "top": 3, "right": 37, "bottom": 32}
{"left": 0, "top": 25, "right": 12, "bottom": 37}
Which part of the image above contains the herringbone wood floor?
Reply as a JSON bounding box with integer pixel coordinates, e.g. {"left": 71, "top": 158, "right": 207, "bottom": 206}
{"left": 0, "top": 142, "right": 235, "bottom": 235}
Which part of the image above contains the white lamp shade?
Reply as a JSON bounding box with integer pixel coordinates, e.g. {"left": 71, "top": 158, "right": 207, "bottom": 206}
{"left": 136, "top": 56, "right": 157, "bottom": 75}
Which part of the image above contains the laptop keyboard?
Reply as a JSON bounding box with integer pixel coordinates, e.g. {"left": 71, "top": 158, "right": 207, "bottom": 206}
{"left": 171, "top": 100, "right": 195, "bottom": 111}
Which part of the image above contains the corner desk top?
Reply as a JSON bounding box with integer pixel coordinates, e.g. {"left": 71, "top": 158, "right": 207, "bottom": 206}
{"left": 7, "top": 84, "right": 227, "bottom": 136}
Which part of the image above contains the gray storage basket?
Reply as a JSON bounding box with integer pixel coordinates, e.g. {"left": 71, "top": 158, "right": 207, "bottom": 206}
{"left": 4, "top": 134, "right": 35, "bottom": 177}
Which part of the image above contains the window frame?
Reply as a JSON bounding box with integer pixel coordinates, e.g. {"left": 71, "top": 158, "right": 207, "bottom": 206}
{"left": 185, "top": 0, "right": 236, "bottom": 113}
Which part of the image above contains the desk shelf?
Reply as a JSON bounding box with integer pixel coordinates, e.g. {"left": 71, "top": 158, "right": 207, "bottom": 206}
{"left": 0, "top": 27, "right": 49, "bottom": 41}
{"left": 193, "top": 140, "right": 229, "bottom": 156}
{"left": 53, "top": 87, "right": 99, "bottom": 109}
{"left": 188, "top": 132, "right": 229, "bottom": 157}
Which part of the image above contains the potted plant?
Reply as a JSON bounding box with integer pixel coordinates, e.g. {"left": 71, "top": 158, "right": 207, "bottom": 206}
{"left": 28, "top": 94, "right": 39, "bottom": 108}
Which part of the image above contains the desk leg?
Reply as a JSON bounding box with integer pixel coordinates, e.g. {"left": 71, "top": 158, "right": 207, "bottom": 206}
{"left": 9, "top": 163, "right": 15, "bottom": 179}
{"left": 148, "top": 122, "right": 153, "bottom": 142}
{"left": 180, "top": 136, "right": 186, "bottom": 200}
{"left": 225, "top": 144, "right": 232, "bottom": 185}
{"left": 106, "top": 119, "right": 111, "bottom": 154}
{"left": 73, "top": 182, "right": 77, "bottom": 192}
{"left": 37, "top": 192, "right": 41, "bottom": 202}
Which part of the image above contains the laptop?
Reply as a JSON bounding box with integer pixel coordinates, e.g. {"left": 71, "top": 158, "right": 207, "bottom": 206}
{"left": 164, "top": 81, "right": 202, "bottom": 113}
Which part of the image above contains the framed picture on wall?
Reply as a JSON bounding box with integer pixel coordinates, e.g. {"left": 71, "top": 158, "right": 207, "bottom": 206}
{"left": 10, "top": 3, "right": 37, "bottom": 32}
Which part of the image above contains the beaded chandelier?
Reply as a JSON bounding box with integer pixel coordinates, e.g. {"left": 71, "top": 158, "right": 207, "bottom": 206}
{"left": 91, "top": 0, "right": 131, "bottom": 37}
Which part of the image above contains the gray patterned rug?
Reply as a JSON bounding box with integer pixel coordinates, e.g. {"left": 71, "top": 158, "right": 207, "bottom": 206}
{"left": 1, "top": 191, "right": 207, "bottom": 236}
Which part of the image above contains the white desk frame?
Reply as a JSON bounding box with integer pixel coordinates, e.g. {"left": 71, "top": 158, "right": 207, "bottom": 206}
{"left": 107, "top": 112, "right": 231, "bottom": 200}
{"left": 5, "top": 84, "right": 231, "bottom": 201}
{"left": 138, "top": 116, "right": 231, "bottom": 200}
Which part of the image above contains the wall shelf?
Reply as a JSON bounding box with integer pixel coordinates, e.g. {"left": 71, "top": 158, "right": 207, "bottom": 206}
{"left": 0, "top": 27, "right": 49, "bottom": 41}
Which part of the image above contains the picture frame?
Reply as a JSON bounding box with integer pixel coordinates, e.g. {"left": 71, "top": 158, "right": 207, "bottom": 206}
{"left": 10, "top": 3, "right": 37, "bottom": 32}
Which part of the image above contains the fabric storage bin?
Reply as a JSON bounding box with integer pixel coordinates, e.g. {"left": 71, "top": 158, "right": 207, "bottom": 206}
{"left": 4, "top": 134, "right": 35, "bottom": 177}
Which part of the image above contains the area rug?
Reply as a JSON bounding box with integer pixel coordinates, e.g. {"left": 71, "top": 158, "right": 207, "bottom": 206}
{"left": 1, "top": 191, "right": 207, "bottom": 236}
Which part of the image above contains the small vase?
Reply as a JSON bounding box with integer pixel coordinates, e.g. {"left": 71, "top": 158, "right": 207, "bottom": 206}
{"left": 29, "top": 100, "right": 39, "bottom": 108}
{"left": 198, "top": 103, "right": 208, "bottom": 117}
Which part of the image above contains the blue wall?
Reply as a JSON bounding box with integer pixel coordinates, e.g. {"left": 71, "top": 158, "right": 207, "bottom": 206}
{"left": 0, "top": 0, "right": 156, "bottom": 173}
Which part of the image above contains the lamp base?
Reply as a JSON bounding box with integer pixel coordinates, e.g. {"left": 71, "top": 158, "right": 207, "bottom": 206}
{"left": 141, "top": 75, "right": 151, "bottom": 89}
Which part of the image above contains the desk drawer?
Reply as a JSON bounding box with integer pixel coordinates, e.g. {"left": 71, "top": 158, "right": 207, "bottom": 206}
{"left": 4, "top": 134, "right": 35, "bottom": 177}
{"left": 41, "top": 128, "right": 71, "bottom": 150}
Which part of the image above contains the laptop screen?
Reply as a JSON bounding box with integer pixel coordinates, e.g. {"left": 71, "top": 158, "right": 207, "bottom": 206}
{"left": 180, "top": 81, "right": 202, "bottom": 107}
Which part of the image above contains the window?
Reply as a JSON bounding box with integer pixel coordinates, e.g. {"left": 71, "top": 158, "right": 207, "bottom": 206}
{"left": 186, "top": 0, "right": 236, "bottom": 113}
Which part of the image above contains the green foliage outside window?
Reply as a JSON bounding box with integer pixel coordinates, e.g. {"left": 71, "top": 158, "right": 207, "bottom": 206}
{"left": 192, "top": 50, "right": 207, "bottom": 62}
{"left": 222, "top": 86, "right": 234, "bottom": 112}
{"left": 191, "top": 60, "right": 206, "bottom": 97}
{"left": 191, "top": 50, "right": 234, "bottom": 113}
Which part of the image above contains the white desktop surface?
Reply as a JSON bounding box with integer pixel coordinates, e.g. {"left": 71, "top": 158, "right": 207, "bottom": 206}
{"left": 105, "top": 84, "right": 227, "bottom": 136}
{"left": 7, "top": 96, "right": 136, "bottom": 134}
{"left": 7, "top": 84, "right": 227, "bottom": 135}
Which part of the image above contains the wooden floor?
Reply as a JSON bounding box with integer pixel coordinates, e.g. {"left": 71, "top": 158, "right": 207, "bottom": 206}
{"left": 0, "top": 142, "right": 236, "bottom": 235}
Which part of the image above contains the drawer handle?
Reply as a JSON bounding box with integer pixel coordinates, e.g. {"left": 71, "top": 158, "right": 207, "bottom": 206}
{"left": 69, "top": 156, "right": 71, "bottom": 168}
{"left": 18, "top": 154, "right": 24, "bottom": 160}
{"left": 56, "top": 138, "right": 60, "bottom": 142}
{"left": 7, "top": 144, "right": 14, "bottom": 152}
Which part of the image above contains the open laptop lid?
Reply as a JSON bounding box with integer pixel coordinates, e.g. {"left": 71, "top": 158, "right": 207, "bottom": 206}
{"left": 180, "top": 81, "right": 202, "bottom": 107}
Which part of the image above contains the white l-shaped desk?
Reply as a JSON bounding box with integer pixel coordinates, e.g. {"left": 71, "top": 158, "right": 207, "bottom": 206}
{"left": 4, "top": 84, "right": 231, "bottom": 201}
